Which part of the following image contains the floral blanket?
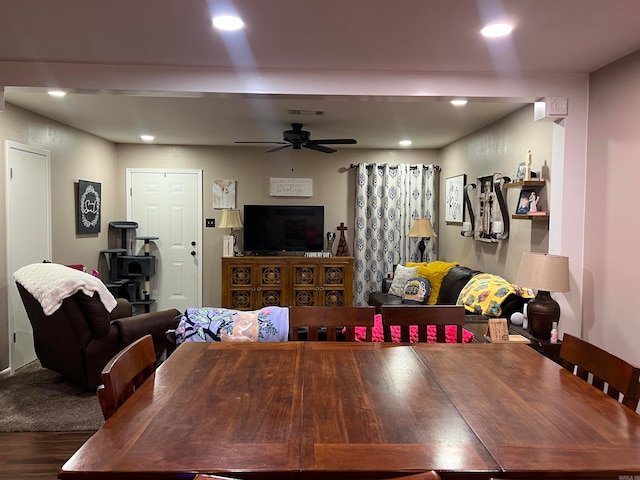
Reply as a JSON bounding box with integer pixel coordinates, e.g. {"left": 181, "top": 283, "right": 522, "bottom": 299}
{"left": 175, "top": 306, "right": 289, "bottom": 344}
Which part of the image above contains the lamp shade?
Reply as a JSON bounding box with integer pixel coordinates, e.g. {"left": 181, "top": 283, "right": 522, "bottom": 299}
{"left": 408, "top": 218, "right": 437, "bottom": 238}
{"left": 218, "top": 209, "right": 243, "bottom": 229}
{"left": 517, "top": 252, "right": 569, "bottom": 292}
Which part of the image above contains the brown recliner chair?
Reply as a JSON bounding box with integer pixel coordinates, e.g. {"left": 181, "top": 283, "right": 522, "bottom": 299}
{"left": 16, "top": 282, "right": 181, "bottom": 389}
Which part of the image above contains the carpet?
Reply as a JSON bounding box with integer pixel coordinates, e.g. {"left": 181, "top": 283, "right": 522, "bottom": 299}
{"left": 0, "top": 360, "right": 104, "bottom": 432}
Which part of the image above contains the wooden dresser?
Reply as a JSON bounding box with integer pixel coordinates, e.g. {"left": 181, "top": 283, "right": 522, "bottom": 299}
{"left": 221, "top": 256, "right": 354, "bottom": 310}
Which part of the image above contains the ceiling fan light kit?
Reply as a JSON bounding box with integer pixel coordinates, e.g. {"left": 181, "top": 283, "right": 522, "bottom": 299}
{"left": 235, "top": 123, "right": 357, "bottom": 154}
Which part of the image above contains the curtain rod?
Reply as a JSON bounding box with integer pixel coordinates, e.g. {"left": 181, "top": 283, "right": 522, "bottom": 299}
{"left": 349, "top": 163, "right": 441, "bottom": 172}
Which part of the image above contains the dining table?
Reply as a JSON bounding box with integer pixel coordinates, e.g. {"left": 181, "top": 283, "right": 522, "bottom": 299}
{"left": 59, "top": 341, "right": 640, "bottom": 480}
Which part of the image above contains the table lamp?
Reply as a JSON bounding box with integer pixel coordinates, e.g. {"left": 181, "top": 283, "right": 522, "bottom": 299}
{"left": 219, "top": 209, "right": 243, "bottom": 256}
{"left": 408, "top": 218, "right": 437, "bottom": 262}
{"left": 516, "top": 252, "right": 570, "bottom": 341}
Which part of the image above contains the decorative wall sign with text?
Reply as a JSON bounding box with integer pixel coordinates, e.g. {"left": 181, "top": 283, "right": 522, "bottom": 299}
{"left": 77, "top": 180, "right": 101, "bottom": 234}
{"left": 269, "top": 177, "right": 313, "bottom": 197}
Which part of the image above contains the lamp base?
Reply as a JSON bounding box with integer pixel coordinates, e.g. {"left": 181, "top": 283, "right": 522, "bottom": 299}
{"left": 527, "top": 290, "right": 560, "bottom": 341}
{"left": 418, "top": 238, "right": 425, "bottom": 262}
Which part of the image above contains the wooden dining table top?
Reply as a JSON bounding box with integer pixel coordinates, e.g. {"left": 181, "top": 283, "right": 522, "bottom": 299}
{"left": 59, "top": 341, "right": 640, "bottom": 480}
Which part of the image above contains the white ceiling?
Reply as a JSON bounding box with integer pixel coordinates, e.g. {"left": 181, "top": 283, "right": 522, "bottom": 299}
{"left": 1, "top": 0, "right": 640, "bottom": 149}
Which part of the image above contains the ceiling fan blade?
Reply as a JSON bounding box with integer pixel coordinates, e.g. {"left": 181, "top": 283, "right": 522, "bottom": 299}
{"left": 235, "top": 141, "right": 288, "bottom": 145}
{"left": 304, "top": 143, "right": 336, "bottom": 154}
{"left": 266, "top": 144, "right": 292, "bottom": 153}
{"left": 307, "top": 138, "right": 357, "bottom": 145}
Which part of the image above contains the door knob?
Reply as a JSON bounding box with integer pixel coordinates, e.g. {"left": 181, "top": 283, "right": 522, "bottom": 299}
{"left": 190, "top": 250, "right": 196, "bottom": 256}
{"left": 191, "top": 241, "right": 196, "bottom": 246}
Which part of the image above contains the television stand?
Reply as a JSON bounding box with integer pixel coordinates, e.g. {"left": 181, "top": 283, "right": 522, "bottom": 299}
{"left": 222, "top": 255, "right": 354, "bottom": 309}
{"left": 247, "top": 250, "right": 306, "bottom": 256}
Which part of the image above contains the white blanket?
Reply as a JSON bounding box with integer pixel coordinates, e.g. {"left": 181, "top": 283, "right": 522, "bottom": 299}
{"left": 14, "top": 263, "right": 117, "bottom": 316}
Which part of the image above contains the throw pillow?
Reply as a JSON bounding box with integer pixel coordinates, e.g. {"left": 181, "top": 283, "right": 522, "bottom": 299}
{"left": 407, "top": 261, "right": 459, "bottom": 305}
{"left": 387, "top": 265, "right": 419, "bottom": 297}
{"left": 401, "top": 277, "right": 432, "bottom": 304}
{"left": 456, "top": 273, "right": 534, "bottom": 316}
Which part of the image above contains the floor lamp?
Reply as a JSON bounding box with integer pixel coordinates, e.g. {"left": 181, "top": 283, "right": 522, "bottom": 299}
{"left": 219, "top": 209, "right": 243, "bottom": 256}
{"left": 516, "top": 252, "right": 570, "bottom": 341}
{"left": 408, "top": 218, "right": 437, "bottom": 262}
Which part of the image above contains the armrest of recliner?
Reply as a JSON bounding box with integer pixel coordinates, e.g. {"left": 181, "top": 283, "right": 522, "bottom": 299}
{"left": 109, "top": 298, "right": 134, "bottom": 320}
{"left": 113, "top": 309, "right": 181, "bottom": 352}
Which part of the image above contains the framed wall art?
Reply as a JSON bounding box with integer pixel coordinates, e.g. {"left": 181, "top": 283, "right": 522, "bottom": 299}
{"left": 514, "top": 162, "right": 527, "bottom": 182}
{"left": 515, "top": 189, "right": 537, "bottom": 215}
{"left": 77, "top": 179, "right": 101, "bottom": 234}
{"left": 445, "top": 174, "right": 465, "bottom": 223}
{"left": 213, "top": 179, "right": 236, "bottom": 209}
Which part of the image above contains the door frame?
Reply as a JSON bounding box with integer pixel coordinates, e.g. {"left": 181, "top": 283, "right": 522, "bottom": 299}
{"left": 125, "top": 168, "right": 203, "bottom": 308}
{"left": 5, "top": 140, "right": 52, "bottom": 375}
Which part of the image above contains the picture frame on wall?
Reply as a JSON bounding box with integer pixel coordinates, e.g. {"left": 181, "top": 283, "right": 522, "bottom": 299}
{"left": 77, "top": 179, "right": 101, "bottom": 234}
{"left": 212, "top": 179, "right": 236, "bottom": 209}
{"left": 445, "top": 174, "right": 466, "bottom": 223}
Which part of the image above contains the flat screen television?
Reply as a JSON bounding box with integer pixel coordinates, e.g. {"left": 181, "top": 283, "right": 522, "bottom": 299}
{"left": 243, "top": 205, "right": 324, "bottom": 254}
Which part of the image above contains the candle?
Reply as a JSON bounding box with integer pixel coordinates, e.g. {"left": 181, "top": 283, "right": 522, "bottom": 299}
{"left": 462, "top": 222, "right": 471, "bottom": 233}
{"left": 493, "top": 221, "right": 504, "bottom": 234}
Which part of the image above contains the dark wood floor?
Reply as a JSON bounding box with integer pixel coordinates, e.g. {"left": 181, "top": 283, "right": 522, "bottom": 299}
{"left": 0, "top": 431, "right": 94, "bottom": 479}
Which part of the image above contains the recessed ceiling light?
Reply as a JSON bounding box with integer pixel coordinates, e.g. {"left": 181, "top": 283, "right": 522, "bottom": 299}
{"left": 47, "top": 90, "right": 66, "bottom": 97}
{"left": 450, "top": 99, "right": 468, "bottom": 106}
{"left": 140, "top": 135, "right": 155, "bottom": 142}
{"left": 212, "top": 15, "right": 244, "bottom": 31}
{"left": 399, "top": 140, "right": 412, "bottom": 147}
{"left": 480, "top": 23, "right": 513, "bottom": 38}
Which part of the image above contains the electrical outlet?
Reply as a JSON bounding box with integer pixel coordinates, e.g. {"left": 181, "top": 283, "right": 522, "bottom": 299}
{"left": 206, "top": 218, "right": 215, "bottom": 227}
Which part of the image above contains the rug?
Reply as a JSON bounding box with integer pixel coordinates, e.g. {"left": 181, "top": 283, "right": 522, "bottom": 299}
{"left": 0, "top": 360, "right": 104, "bottom": 432}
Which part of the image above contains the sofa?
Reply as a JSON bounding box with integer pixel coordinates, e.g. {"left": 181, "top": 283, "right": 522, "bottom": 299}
{"left": 368, "top": 263, "right": 531, "bottom": 338}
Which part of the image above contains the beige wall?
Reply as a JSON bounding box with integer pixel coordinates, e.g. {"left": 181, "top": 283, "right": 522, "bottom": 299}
{"left": 585, "top": 49, "right": 640, "bottom": 367}
{"left": 439, "top": 105, "right": 552, "bottom": 281}
{"left": 0, "top": 103, "right": 118, "bottom": 371}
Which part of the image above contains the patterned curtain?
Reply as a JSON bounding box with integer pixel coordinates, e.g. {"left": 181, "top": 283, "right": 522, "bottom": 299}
{"left": 353, "top": 163, "right": 438, "bottom": 306}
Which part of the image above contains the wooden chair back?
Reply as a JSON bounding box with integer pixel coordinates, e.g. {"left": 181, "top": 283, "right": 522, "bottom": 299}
{"left": 559, "top": 333, "right": 640, "bottom": 410}
{"left": 380, "top": 305, "right": 466, "bottom": 343}
{"left": 97, "top": 334, "right": 156, "bottom": 420}
{"left": 288, "top": 306, "right": 375, "bottom": 341}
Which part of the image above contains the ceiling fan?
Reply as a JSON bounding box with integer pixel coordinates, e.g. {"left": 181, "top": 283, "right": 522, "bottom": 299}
{"left": 235, "top": 123, "right": 357, "bottom": 154}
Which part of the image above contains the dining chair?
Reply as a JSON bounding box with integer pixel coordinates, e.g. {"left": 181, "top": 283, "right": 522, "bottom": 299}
{"left": 380, "top": 305, "right": 466, "bottom": 343}
{"left": 97, "top": 334, "right": 156, "bottom": 420}
{"left": 559, "top": 333, "right": 640, "bottom": 410}
{"left": 288, "top": 306, "right": 376, "bottom": 341}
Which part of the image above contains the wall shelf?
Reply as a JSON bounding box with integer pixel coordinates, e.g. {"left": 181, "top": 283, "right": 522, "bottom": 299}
{"left": 512, "top": 213, "right": 549, "bottom": 220}
{"left": 508, "top": 179, "right": 548, "bottom": 220}
{"left": 505, "top": 180, "right": 545, "bottom": 189}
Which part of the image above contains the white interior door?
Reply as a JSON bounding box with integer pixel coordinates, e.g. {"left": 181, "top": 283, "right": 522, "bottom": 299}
{"left": 127, "top": 169, "right": 202, "bottom": 313}
{"left": 6, "top": 141, "right": 52, "bottom": 372}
